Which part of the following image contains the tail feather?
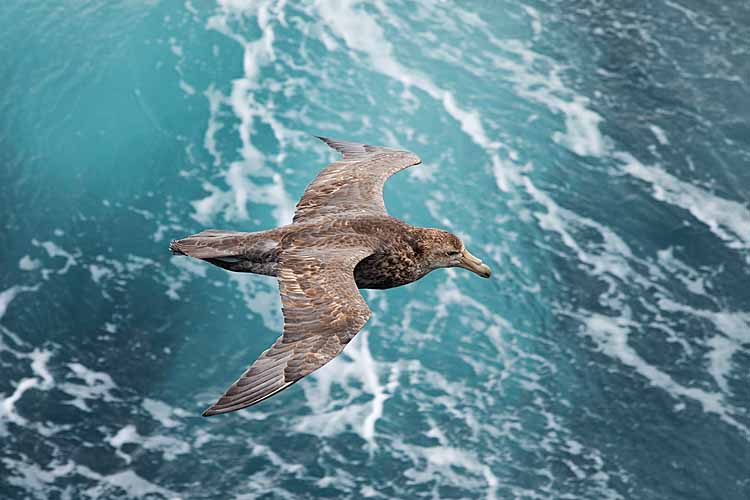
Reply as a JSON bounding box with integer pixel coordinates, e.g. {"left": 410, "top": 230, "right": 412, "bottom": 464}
{"left": 169, "top": 229, "right": 246, "bottom": 259}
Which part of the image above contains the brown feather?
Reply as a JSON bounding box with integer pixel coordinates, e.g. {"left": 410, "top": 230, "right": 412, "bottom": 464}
{"left": 293, "top": 137, "right": 421, "bottom": 223}
{"left": 168, "top": 137, "right": 489, "bottom": 416}
{"left": 201, "top": 242, "right": 374, "bottom": 416}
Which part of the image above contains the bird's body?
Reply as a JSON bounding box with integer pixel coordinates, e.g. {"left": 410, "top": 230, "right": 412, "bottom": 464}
{"left": 170, "top": 137, "right": 491, "bottom": 416}
{"left": 188, "top": 216, "right": 442, "bottom": 288}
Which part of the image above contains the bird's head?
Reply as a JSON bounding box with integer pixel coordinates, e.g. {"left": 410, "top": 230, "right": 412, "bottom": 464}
{"left": 419, "top": 229, "right": 492, "bottom": 278}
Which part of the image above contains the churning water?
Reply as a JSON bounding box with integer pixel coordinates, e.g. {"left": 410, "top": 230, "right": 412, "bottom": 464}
{"left": 2, "top": 1, "right": 749, "bottom": 498}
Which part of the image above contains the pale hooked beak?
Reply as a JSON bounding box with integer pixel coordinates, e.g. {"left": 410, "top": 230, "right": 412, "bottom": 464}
{"left": 458, "top": 248, "right": 492, "bottom": 278}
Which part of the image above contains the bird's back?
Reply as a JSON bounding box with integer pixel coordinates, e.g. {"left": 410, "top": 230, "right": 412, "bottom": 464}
{"left": 275, "top": 214, "right": 425, "bottom": 289}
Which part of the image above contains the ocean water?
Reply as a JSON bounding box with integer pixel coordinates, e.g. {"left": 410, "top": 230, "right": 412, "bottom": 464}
{"left": 2, "top": 0, "right": 749, "bottom": 498}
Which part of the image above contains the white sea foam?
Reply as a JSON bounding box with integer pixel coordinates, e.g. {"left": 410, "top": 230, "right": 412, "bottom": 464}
{"left": 657, "top": 298, "right": 750, "bottom": 396}
{"left": 535, "top": 403, "right": 626, "bottom": 499}
{"left": 490, "top": 39, "right": 607, "bottom": 158}
{"left": 393, "top": 441, "right": 498, "bottom": 500}
{"left": 0, "top": 285, "right": 40, "bottom": 322}
{"left": 203, "top": 84, "right": 224, "bottom": 167}
{"left": 664, "top": 0, "right": 710, "bottom": 31}
{"left": 522, "top": 5, "right": 542, "bottom": 37}
{"left": 4, "top": 437, "right": 183, "bottom": 498}
{"left": 1, "top": 378, "right": 38, "bottom": 424}
{"left": 60, "top": 363, "right": 117, "bottom": 411}
{"left": 463, "top": 11, "right": 750, "bottom": 443}
{"left": 618, "top": 152, "right": 750, "bottom": 255}
{"left": 30, "top": 349, "right": 54, "bottom": 389}
{"left": 656, "top": 247, "right": 706, "bottom": 296}
{"left": 315, "top": 0, "right": 516, "bottom": 199}
{"left": 582, "top": 313, "right": 748, "bottom": 437}
{"left": 1, "top": 457, "right": 75, "bottom": 497}
{"left": 295, "top": 327, "right": 399, "bottom": 448}
{"left": 356, "top": 331, "right": 388, "bottom": 447}
{"left": 522, "top": 175, "right": 660, "bottom": 310}
{"left": 432, "top": 273, "right": 512, "bottom": 356}
{"left": 18, "top": 255, "right": 41, "bottom": 271}
{"left": 228, "top": 273, "right": 282, "bottom": 330}
{"left": 108, "top": 423, "right": 191, "bottom": 462}
{"left": 551, "top": 97, "right": 605, "bottom": 157}
{"left": 32, "top": 239, "right": 79, "bottom": 277}
{"left": 142, "top": 397, "right": 188, "bottom": 428}
{"left": 171, "top": 255, "right": 208, "bottom": 278}
{"left": 76, "top": 465, "right": 182, "bottom": 499}
{"left": 503, "top": 130, "right": 750, "bottom": 436}
{"left": 649, "top": 124, "right": 669, "bottom": 145}
{"left": 290, "top": 294, "right": 400, "bottom": 446}
{"left": 1, "top": 349, "right": 53, "bottom": 426}
{"left": 0, "top": 286, "right": 46, "bottom": 425}
{"left": 195, "top": 0, "right": 296, "bottom": 227}
{"left": 89, "top": 264, "right": 114, "bottom": 284}
{"left": 705, "top": 336, "right": 738, "bottom": 394}
{"left": 109, "top": 425, "right": 139, "bottom": 463}
{"left": 179, "top": 79, "right": 196, "bottom": 95}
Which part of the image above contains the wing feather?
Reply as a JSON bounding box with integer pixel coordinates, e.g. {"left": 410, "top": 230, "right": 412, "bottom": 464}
{"left": 292, "top": 136, "right": 421, "bottom": 223}
{"left": 202, "top": 244, "right": 374, "bottom": 416}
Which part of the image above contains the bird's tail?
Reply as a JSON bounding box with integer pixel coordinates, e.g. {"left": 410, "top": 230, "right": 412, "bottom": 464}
{"left": 169, "top": 229, "right": 247, "bottom": 259}
{"left": 170, "top": 228, "right": 283, "bottom": 276}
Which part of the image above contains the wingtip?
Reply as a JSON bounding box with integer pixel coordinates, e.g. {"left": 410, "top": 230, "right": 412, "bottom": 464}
{"left": 313, "top": 135, "right": 334, "bottom": 146}
{"left": 202, "top": 407, "right": 217, "bottom": 417}
{"left": 313, "top": 135, "right": 373, "bottom": 158}
{"left": 312, "top": 134, "right": 416, "bottom": 161}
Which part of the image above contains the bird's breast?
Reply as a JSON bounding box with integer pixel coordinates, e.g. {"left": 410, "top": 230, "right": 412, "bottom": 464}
{"left": 353, "top": 249, "right": 424, "bottom": 289}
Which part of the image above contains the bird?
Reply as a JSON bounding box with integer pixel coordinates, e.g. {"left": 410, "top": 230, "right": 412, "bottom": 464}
{"left": 170, "top": 136, "right": 492, "bottom": 416}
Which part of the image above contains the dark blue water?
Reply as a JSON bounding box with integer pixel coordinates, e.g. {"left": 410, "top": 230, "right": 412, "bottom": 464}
{"left": 2, "top": 1, "right": 749, "bottom": 498}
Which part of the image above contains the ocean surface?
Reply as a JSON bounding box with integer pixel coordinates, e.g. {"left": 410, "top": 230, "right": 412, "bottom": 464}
{"left": 2, "top": 1, "right": 749, "bottom": 498}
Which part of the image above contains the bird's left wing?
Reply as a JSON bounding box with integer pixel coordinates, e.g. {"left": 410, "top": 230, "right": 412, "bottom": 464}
{"left": 202, "top": 242, "right": 374, "bottom": 416}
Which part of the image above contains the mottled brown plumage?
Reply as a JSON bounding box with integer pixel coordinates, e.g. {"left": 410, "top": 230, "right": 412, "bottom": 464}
{"left": 170, "top": 136, "right": 491, "bottom": 416}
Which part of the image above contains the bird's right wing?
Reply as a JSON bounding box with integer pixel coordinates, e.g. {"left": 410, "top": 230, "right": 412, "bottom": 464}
{"left": 292, "top": 136, "right": 421, "bottom": 223}
{"left": 202, "top": 242, "right": 374, "bottom": 416}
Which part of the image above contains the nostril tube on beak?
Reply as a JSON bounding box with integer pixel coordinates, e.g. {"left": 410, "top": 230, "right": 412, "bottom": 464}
{"left": 458, "top": 249, "right": 492, "bottom": 278}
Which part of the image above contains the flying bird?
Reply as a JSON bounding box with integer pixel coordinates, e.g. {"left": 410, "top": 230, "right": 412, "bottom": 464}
{"left": 170, "top": 137, "right": 492, "bottom": 416}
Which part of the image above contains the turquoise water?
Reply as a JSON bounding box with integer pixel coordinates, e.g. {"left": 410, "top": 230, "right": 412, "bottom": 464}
{"left": 2, "top": 1, "right": 749, "bottom": 498}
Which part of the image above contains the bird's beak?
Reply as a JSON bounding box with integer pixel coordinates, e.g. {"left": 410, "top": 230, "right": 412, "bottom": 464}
{"left": 458, "top": 248, "right": 492, "bottom": 278}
